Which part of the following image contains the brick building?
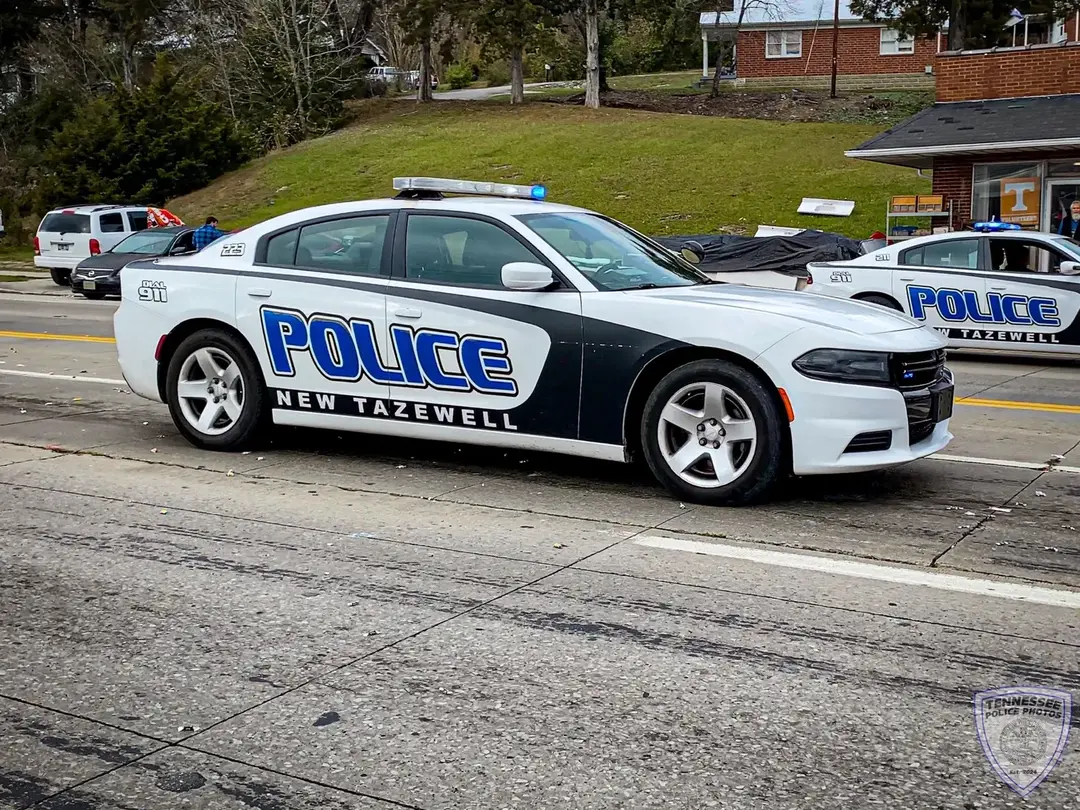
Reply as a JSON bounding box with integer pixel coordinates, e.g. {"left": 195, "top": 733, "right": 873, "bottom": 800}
{"left": 699, "top": 2, "right": 939, "bottom": 90}
{"left": 846, "top": 40, "right": 1080, "bottom": 236}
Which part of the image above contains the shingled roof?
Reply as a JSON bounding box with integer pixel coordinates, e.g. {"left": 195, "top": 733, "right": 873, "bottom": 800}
{"left": 845, "top": 94, "right": 1080, "bottom": 168}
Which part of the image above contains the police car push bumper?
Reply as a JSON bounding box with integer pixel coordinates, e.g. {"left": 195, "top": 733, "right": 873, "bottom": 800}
{"left": 112, "top": 176, "right": 956, "bottom": 506}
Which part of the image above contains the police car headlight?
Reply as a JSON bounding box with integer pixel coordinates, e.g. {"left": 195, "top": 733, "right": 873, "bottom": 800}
{"left": 793, "top": 349, "right": 891, "bottom": 385}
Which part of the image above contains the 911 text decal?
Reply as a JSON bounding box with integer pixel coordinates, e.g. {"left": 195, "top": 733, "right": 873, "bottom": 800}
{"left": 907, "top": 285, "right": 1060, "bottom": 327}
{"left": 261, "top": 306, "right": 517, "bottom": 395}
{"left": 270, "top": 388, "right": 519, "bottom": 431}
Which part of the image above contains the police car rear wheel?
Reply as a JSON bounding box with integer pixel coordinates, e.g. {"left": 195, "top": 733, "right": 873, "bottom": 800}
{"left": 166, "top": 330, "right": 267, "bottom": 450}
{"left": 856, "top": 293, "right": 902, "bottom": 311}
{"left": 641, "top": 360, "right": 783, "bottom": 506}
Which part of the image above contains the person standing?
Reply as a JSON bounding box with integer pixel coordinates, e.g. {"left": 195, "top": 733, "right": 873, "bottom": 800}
{"left": 192, "top": 216, "right": 226, "bottom": 251}
{"left": 1058, "top": 200, "right": 1080, "bottom": 240}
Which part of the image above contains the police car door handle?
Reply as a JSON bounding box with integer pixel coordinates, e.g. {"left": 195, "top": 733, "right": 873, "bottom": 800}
{"left": 393, "top": 307, "right": 423, "bottom": 319}
{"left": 990, "top": 285, "right": 1007, "bottom": 291}
{"left": 899, "top": 276, "right": 914, "bottom": 281}
{"left": 247, "top": 288, "right": 273, "bottom": 298}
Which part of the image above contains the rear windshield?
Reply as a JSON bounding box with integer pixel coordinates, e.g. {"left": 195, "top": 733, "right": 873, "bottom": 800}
{"left": 111, "top": 231, "right": 175, "bottom": 254}
{"left": 40, "top": 213, "right": 92, "bottom": 234}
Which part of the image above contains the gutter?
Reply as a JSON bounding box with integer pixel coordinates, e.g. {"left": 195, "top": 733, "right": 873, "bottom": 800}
{"left": 846, "top": 137, "right": 1080, "bottom": 160}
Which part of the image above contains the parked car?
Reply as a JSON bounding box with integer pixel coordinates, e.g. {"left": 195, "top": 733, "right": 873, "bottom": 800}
{"left": 113, "top": 176, "right": 954, "bottom": 507}
{"left": 807, "top": 222, "right": 1080, "bottom": 358}
{"left": 70, "top": 226, "right": 195, "bottom": 300}
{"left": 35, "top": 205, "right": 155, "bottom": 286}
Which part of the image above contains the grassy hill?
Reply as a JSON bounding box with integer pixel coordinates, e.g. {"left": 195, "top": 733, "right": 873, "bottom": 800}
{"left": 171, "top": 101, "right": 927, "bottom": 239}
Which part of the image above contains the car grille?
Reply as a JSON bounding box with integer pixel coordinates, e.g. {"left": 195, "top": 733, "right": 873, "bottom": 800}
{"left": 904, "top": 392, "right": 936, "bottom": 446}
{"left": 889, "top": 350, "right": 948, "bottom": 446}
{"left": 890, "top": 349, "right": 946, "bottom": 391}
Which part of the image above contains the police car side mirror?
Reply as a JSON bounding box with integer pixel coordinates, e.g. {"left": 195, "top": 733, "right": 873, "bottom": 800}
{"left": 502, "top": 262, "right": 555, "bottom": 291}
{"left": 1061, "top": 261, "right": 1080, "bottom": 276}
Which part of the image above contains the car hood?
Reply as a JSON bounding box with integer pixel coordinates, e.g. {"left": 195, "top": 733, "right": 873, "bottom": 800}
{"left": 75, "top": 253, "right": 155, "bottom": 272}
{"left": 635, "top": 283, "right": 921, "bottom": 335}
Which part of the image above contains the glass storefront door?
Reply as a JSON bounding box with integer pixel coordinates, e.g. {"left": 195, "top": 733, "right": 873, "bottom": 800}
{"left": 1046, "top": 178, "right": 1080, "bottom": 236}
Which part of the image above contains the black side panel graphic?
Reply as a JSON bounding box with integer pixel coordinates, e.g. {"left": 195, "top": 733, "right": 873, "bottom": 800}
{"left": 173, "top": 265, "right": 694, "bottom": 444}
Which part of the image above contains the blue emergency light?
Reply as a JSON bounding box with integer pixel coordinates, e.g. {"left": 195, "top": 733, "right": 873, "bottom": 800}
{"left": 972, "top": 221, "right": 1022, "bottom": 232}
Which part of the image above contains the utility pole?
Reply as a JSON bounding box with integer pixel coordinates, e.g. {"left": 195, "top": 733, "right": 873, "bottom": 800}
{"left": 830, "top": 0, "right": 840, "bottom": 98}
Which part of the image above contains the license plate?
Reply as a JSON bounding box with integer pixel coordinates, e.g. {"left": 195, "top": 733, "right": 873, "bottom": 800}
{"left": 83, "top": 280, "right": 96, "bottom": 290}
{"left": 934, "top": 385, "right": 954, "bottom": 422}
{"left": 55, "top": 243, "right": 70, "bottom": 251}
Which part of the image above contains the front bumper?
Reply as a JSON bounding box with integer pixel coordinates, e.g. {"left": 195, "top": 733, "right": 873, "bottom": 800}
{"left": 71, "top": 272, "right": 121, "bottom": 295}
{"left": 785, "top": 368, "right": 954, "bottom": 476}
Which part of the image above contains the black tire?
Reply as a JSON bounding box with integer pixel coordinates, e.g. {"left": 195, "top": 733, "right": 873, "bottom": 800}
{"left": 855, "top": 293, "right": 902, "bottom": 311}
{"left": 81, "top": 291, "right": 106, "bottom": 300}
{"left": 165, "top": 328, "right": 269, "bottom": 451}
{"left": 50, "top": 268, "right": 70, "bottom": 286}
{"left": 640, "top": 359, "right": 785, "bottom": 506}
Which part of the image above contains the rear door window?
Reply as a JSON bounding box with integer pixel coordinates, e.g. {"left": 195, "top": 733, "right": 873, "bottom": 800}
{"left": 900, "top": 238, "right": 981, "bottom": 270}
{"left": 295, "top": 215, "right": 391, "bottom": 276}
{"left": 98, "top": 213, "right": 125, "bottom": 233}
{"left": 39, "top": 213, "right": 91, "bottom": 234}
{"left": 127, "top": 211, "right": 149, "bottom": 231}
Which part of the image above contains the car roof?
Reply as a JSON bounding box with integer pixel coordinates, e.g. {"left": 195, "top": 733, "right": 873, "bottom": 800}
{"left": 46, "top": 205, "right": 149, "bottom": 215}
{"left": 241, "top": 196, "right": 595, "bottom": 237}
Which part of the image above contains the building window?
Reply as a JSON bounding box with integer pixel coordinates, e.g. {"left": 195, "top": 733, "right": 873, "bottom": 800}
{"left": 880, "top": 28, "right": 915, "bottom": 54}
{"left": 1052, "top": 18, "right": 1067, "bottom": 43}
{"left": 765, "top": 30, "right": 802, "bottom": 58}
{"left": 972, "top": 163, "right": 1043, "bottom": 231}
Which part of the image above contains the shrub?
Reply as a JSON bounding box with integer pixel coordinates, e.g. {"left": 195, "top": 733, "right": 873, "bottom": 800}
{"left": 482, "top": 59, "right": 512, "bottom": 87}
{"left": 444, "top": 63, "right": 473, "bottom": 90}
{"left": 40, "top": 58, "right": 251, "bottom": 208}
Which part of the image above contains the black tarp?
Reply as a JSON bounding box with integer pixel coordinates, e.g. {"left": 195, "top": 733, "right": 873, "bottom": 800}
{"left": 652, "top": 230, "right": 865, "bottom": 278}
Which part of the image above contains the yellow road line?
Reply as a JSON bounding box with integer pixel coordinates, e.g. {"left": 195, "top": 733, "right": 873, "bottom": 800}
{"left": 958, "top": 397, "right": 1080, "bottom": 414}
{"left": 0, "top": 330, "right": 115, "bottom": 344}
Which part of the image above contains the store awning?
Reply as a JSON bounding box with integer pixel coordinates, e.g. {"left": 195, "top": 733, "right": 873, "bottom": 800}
{"left": 845, "top": 94, "right": 1080, "bottom": 169}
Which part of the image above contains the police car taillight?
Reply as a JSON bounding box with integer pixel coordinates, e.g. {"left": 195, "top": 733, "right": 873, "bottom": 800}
{"left": 393, "top": 177, "right": 547, "bottom": 200}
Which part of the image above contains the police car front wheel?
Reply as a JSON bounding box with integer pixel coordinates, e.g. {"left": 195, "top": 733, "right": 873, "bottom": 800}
{"left": 640, "top": 360, "right": 784, "bottom": 506}
{"left": 166, "top": 329, "right": 268, "bottom": 450}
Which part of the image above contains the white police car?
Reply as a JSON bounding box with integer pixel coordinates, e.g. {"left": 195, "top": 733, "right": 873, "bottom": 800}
{"left": 808, "top": 222, "right": 1080, "bottom": 356}
{"left": 113, "top": 177, "right": 954, "bottom": 506}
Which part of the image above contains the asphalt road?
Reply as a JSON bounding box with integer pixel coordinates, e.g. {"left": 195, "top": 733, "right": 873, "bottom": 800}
{"left": 2, "top": 292, "right": 1080, "bottom": 809}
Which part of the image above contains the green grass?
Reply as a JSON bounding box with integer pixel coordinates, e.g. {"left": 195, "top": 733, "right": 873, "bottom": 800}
{"left": 0, "top": 274, "right": 30, "bottom": 283}
{"left": 0, "top": 244, "right": 33, "bottom": 262}
{"left": 171, "top": 102, "right": 925, "bottom": 238}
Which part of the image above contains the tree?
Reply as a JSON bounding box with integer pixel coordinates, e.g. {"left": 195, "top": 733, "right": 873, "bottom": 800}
{"left": 41, "top": 57, "right": 250, "bottom": 206}
{"left": 584, "top": 0, "right": 601, "bottom": 108}
{"left": 848, "top": 0, "right": 1073, "bottom": 50}
{"left": 469, "top": 0, "right": 569, "bottom": 104}
{"left": 394, "top": 0, "right": 446, "bottom": 101}
{"left": 708, "top": 0, "right": 790, "bottom": 98}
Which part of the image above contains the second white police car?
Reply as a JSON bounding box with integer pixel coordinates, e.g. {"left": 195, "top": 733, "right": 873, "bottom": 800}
{"left": 113, "top": 178, "right": 954, "bottom": 505}
{"left": 808, "top": 222, "right": 1080, "bottom": 356}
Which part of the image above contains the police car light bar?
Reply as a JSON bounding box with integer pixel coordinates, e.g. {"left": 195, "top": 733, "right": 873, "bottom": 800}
{"left": 972, "top": 220, "right": 1022, "bottom": 232}
{"left": 393, "top": 177, "right": 547, "bottom": 201}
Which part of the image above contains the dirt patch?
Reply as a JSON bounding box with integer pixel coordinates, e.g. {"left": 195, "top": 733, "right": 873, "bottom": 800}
{"left": 557, "top": 89, "right": 931, "bottom": 125}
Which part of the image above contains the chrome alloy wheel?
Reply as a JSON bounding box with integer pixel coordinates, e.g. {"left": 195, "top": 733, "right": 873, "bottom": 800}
{"left": 176, "top": 347, "right": 246, "bottom": 436}
{"left": 656, "top": 381, "right": 758, "bottom": 489}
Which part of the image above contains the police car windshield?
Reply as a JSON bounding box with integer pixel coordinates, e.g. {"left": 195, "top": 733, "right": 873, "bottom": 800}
{"left": 1054, "top": 236, "right": 1080, "bottom": 260}
{"left": 518, "top": 213, "right": 708, "bottom": 291}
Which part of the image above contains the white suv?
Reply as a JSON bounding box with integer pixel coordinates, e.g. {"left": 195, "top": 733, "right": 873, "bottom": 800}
{"left": 35, "top": 205, "right": 151, "bottom": 286}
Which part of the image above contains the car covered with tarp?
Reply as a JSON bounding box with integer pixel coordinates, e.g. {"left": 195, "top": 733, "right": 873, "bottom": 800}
{"left": 652, "top": 230, "right": 867, "bottom": 291}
